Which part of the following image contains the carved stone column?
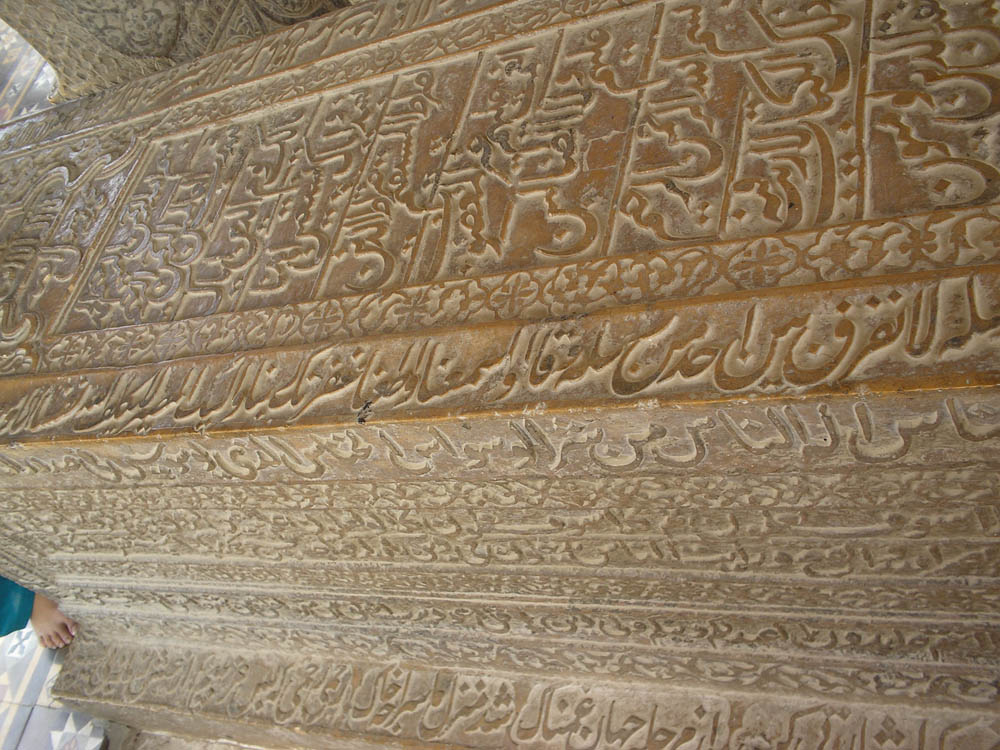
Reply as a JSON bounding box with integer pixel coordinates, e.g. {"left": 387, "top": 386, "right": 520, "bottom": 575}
{"left": 0, "top": 0, "right": 998, "bottom": 748}
{"left": 0, "top": 0, "right": 349, "bottom": 99}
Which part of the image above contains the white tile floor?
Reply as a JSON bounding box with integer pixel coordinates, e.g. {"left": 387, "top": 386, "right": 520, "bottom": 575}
{"left": 0, "top": 628, "right": 106, "bottom": 750}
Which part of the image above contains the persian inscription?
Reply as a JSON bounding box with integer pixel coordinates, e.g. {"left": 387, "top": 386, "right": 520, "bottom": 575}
{"left": 0, "top": 0, "right": 997, "bottom": 747}
{"left": 0, "top": 390, "right": 995, "bottom": 487}
{"left": 35, "top": 205, "right": 1000, "bottom": 373}
{"left": 2, "top": 270, "right": 999, "bottom": 440}
{"left": 57, "top": 639, "right": 1000, "bottom": 748}
{"left": 0, "top": 0, "right": 994, "bottom": 382}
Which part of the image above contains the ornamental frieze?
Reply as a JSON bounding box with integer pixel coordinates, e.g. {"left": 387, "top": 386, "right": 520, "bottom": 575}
{"left": 0, "top": 0, "right": 997, "bottom": 747}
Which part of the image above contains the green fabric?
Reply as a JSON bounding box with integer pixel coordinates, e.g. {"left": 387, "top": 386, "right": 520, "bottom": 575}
{"left": 0, "top": 575, "right": 33, "bottom": 637}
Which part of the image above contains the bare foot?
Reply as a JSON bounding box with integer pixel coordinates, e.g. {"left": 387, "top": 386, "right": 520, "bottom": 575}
{"left": 30, "top": 593, "right": 78, "bottom": 649}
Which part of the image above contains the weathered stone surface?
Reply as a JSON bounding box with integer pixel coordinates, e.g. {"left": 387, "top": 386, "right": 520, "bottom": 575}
{"left": 0, "top": 0, "right": 997, "bottom": 747}
{"left": 122, "top": 733, "right": 260, "bottom": 750}
{"left": 0, "top": 0, "right": 349, "bottom": 100}
{"left": 59, "top": 642, "right": 1000, "bottom": 749}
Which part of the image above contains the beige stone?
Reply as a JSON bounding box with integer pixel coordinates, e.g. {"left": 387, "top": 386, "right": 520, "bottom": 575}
{"left": 0, "top": 0, "right": 998, "bottom": 747}
{"left": 0, "top": 0, "right": 349, "bottom": 99}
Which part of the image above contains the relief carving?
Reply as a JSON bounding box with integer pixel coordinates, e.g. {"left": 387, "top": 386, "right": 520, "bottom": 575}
{"left": 0, "top": 0, "right": 350, "bottom": 99}
{"left": 56, "top": 638, "right": 1000, "bottom": 749}
{"left": 0, "top": 0, "right": 996, "bottom": 746}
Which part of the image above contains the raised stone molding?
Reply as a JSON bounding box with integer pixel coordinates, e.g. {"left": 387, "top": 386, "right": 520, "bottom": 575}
{"left": 0, "top": 0, "right": 998, "bottom": 747}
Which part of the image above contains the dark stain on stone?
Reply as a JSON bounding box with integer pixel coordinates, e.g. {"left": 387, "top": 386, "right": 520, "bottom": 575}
{"left": 357, "top": 400, "right": 373, "bottom": 424}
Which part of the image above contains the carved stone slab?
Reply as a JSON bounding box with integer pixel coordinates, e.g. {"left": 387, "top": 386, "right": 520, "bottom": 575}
{"left": 0, "top": 0, "right": 997, "bottom": 747}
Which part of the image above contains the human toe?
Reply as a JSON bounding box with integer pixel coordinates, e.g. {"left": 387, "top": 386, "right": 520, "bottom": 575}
{"left": 56, "top": 623, "right": 73, "bottom": 646}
